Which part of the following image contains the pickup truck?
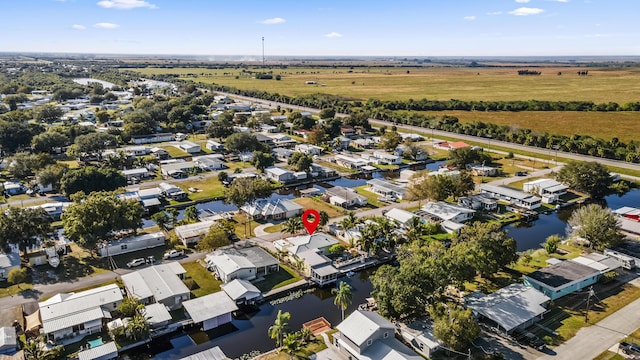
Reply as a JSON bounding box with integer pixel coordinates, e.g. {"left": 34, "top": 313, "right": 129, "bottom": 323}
{"left": 163, "top": 249, "right": 185, "bottom": 259}
{"left": 620, "top": 342, "right": 640, "bottom": 355}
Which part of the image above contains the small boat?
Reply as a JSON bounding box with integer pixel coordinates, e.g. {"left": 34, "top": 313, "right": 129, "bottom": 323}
{"left": 346, "top": 271, "right": 356, "bottom": 277}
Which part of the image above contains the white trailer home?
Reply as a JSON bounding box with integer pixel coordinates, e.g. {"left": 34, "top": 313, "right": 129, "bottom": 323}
{"left": 98, "top": 232, "right": 165, "bottom": 257}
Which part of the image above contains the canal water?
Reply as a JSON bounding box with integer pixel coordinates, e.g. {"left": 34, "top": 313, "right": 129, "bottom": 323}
{"left": 135, "top": 271, "right": 374, "bottom": 359}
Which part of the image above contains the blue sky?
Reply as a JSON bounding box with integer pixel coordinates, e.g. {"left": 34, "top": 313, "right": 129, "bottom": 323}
{"left": 2, "top": 0, "right": 639, "bottom": 56}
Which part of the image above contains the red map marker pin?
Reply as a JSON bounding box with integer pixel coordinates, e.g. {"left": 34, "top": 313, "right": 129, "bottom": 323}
{"left": 302, "top": 209, "right": 320, "bottom": 235}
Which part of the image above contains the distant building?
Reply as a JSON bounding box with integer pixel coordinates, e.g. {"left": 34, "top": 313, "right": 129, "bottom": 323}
{"left": 324, "top": 186, "right": 368, "bottom": 208}
{"left": 240, "top": 198, "right": 303, "bottom": 220}
{"left": 0, "top": 252, "right": 20, "bottom": 280}
{"left": 175, "top": 141, "right": 201, "bottom": 154}
{"left": 523, "top": 179, "right": 568, "bottom": 204}
{"left": 264, "top": 166, "right": 295, "bottom": 183}
{"left": 130, "top": 133, "right": 174, "bottom": 145}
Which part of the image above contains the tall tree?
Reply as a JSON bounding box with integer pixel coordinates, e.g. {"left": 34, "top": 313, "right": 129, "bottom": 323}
{"left": 126, "top": 314, "right": 150, "bottom": 341}
{"left": 282, "top": 333, "right": 302, "bottom": 359}
{"left": 251, "top": 151, "right": 275, "bottom": 173}
{"left": 268, "top": 310, "right": 291, "bottom": 347}
{"left": 307, "top": 126, "right": 326, "bottom": 146}
{"left": 407, "top": 173, "right": 451, "bottom": 202}
{"left": 318, "top": 210, "right": 329, "bottom": 227}
{"left": 431, "top": 303, "right": 480, "bottom": 352}
{"left": 7, "top": 152, "right": 55, "bottom": 178}
{"left": 60, "top": 166, "right": 126, "bottom": 196}
{"left": 31, "top": 132, "right": 69, "bottom": 154}
{"left": 448, "top": 147, "right": 491, "bottom": 169}
{"left": 196, "top": 226, "right": 230, "bottom": 252}
{"left": 36, "top": 163, "right": 68, "bottom": 192}
{"left": 378, "top": 131, "right": 402, "bottom": 151}
{"left": 332, "top": 281, "right": 353, "bottom": 321}
{"left": 453, "top": 222, "right": 517, "bottom": 278}
{"left": 544, "top": 234, "right": 562, "bottom": 254}
{"left": 556, "top": 161, "right": 613, "bottom": 199}
{"left": 184, "top": 205, "right": 199, "bottom": 223}
{"left": 288, "top": 152, "right": 313, "bottom": 172}
{"left": 451, "top": 170, "right": 475, "bottom": 200}
{"left": 0, "top": 207, "right": 51, "bottom": 257}
{"left": 225, "top": 132, "right": 264, "bottom": 154}
{"left": 62, "top": 192, "right": 143, "bottom": 250}
{"left": 68, "top": 132, "right": 117, "bottom": 160}
{"left": 568, "top": 204, "right": 622, "bottom": 250}
{"left": 34, "top": 104, "right": 64, "bottom": 123}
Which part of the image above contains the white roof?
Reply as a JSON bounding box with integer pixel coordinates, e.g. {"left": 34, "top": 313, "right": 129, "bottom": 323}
{"left": 313, "top": 264, "right": 340, "bottom": 277}
{"left": 144, "top": 303, "right": 172, "bottom": 326}
{"left": 481, "top": 184, "right": 541, "bottom": 202}
{"left": 137, "top": 187, "right": 162, "bottom": 198}
{"left": 183, "top": 292, "right": 238, "bottom": 323}
{"left": 613, "top": 206, "right": 637, "bottom": 215}
{"left": 571, "top": 255, "right": 617, "bottom": 272}
{"left": 122, "top": 263, "right": 189, "bottom": 302}
{"left": 385, "top": 208, "right": 416, "bottom": 225}
{"left": 179, "top": 346, "right": 229, "bottom": 360}
{"left": 360, "top": 338, "right": 423, "bottom": 360}
{"left": 241, "top": 199, "right": 303, "bottom": 217}
{"left": 337, "top": 310, "right": 395, "bottom": 346}
{"left": 221, "top": 279, "right": 262, "bottom": 301}
{"left": 420, "top": 202, "right": 475, "bottom": 221}
{"left": 39, "top": 284, "right": 122, "bottom": 334}
{"left": 299, "top": 250, "right": 329, "bottom": 267}
{"left": 0, "top": 326, "right": 17, "bottom": 351}
{"left": 208, "top": 254, "right": 255, "bottom": 275}
{"left": 0, "top": 252, "right": 20, "bottom": 269}
{"left": 466, "top": 283, "right": 549, "bottom": 332}
{"left": 122, "top": 168, "right": 148, "bottom": 176}
{"left": 78, "top": 341, "right": 118, "bottom": 360}
{"left": 265, "top": 166, "right": 292, "bottom": 176}
{"left": 286, "top": 233, "right": 339, "bottom": 255}
{"left": 175, "top": 220, "right": 215, "bottom": 240}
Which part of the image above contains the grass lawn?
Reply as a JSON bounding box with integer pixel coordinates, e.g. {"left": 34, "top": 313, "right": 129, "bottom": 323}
{"left": 182, "top": 261, "right": 222, "bottom": 297}
{"left": 254, "top": 264, "right": 302, "bottom": 292}
{"left": 160, "top": 145, "right": 190, "bottom": 158}
{"left": 510, "top": 244, "right": 583, "bottom": 275}
{"left": 0, "top": 282, "right": 34, "bottom": 299}
{"left": 263, "top": 223, "right": 283, "bottom": 233}
{"left": 593, "top": 350, "right": 625, "bottom": 360}
{"left": 259, "top": 337, "right": 327, "bottom": 360}
{"left": 232, "top": 213, "right": 261, "bottom": 239}
{"left": 175, "top": 177, "right": 226, "bottom": 201}
{"left": 314, "top": 160, "right": 359, "bottom": 174}
{"left": 353, "top": 186, "right": 385, "bottom": 208}
{"left": 293, "top": 197, "right": 344, "bottom": 218}
{"left": 538, "top": 283, "right": 640, "bottom": 345}
{"left": 505, "top": 176, "right": 545, "bottom": 190}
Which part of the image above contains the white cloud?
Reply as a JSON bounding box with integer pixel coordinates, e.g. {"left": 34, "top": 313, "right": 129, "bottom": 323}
{"left": 93, "top": 22, "right": 120, "bottom": 29}
{"left": 324, "top": 32, "right": 343, "bottom": 38}
{"left": 96, "top": 0, "right": 156, "bottom": 9}
{"left": 464, "top": 16, "right": 476, "bottom": 21}
{"left": 509, "top": 7, "right": 545, "bottom": 16}
{"left": 72, "top": 24, "right": 86, "bottom": 30}
{"left": 516, "top": 0, "right": 531, "bottom": 3}
{"left": 259, "top": 17, "right": 286, "bottom": 25}
{"left": 548, "top": 0, "right": 569, "bottom": 2}
{"left": 487, "top": 11, "right": 503, "bottom": 15}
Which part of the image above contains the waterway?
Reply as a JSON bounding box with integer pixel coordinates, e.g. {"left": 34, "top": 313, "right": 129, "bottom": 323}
{"left": 131, "top": 271, "right": 374, "bottom": 359}
{"left": 72, "top": 78, "right": 117, "bottom": 89}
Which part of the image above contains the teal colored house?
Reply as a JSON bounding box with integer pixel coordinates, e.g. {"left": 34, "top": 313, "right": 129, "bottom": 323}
{"left": 524, "top": 260, "right": 600, "bottom": 301}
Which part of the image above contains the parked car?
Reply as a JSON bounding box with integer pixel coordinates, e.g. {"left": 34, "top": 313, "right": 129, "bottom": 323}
{"left": 514, "top": 330, "right": 545, "bottom": 350}
{"left": 126, "top": 258, "right": 146, "bottom": 268}
{"left": 620, "top": 342, "right": 640, "bottom": 355}
{"left": 163, "top": 249, "right": 184, "bottom": 259}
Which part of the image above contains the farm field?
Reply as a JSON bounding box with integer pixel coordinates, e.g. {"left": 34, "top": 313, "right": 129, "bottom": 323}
{"left": 417, "top": 110, "right": 640, "bottom": 143}
{"left": 130, "top": 66, "right": 640, "bottom": 103}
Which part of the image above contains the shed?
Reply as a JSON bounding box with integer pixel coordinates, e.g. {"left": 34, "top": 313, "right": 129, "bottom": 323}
{"left": 0, "top": 327, "right": 17, "bottom": 355}
{"left": 221, "top": 279, "right": 262, "bottom": 304}
{"left": 77, "top": 341, "right": 118, "bottom": 360}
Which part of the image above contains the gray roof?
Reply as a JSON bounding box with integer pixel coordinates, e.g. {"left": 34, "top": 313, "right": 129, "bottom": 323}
{"left": 39, "top": 284, "right": 122, "bottom": 334}
{"left": 337, "top": 310, "right": 395, "bottom": 347}
{"left": 420, "top": 202, "right": 475, "bottom": 221}
{"left": 286, "top": 233, "right": 339, "bottom": 255}
{"left": 78, "top": 341, "right": 118, "bottom": 360}
{"left": 207, "top": 253, "right": 255, "bottom": 275}
{"left": 183, "top": 292, "right": 238, "bottom": 323}
{"left": 0, "top": 252, "right": 20, "bottom": 269}
{"left": 143, "top": 303, "right": 172, "bottom": 326}
{"left": 313, "top": 264, "right": 340, "bottom": 277}
{"left": 179, "top": 346, "right": 229, "bottom": 360}
{"left": 480, "top": 184, "right": 540, "bottom": 202}
{"left": 525, "top": 260, "right": 600, "bottom": 289}
{"left": 237, "top": 247, "right": 278, "bottom": 269}
{"left": 367, "top": 178, "right": 407, "bottom": 196}
{"left": 466, "top": 283, "right": 550, "bottom": 332}
{"left": 122, "top": 263, "right": 189, "bottom": 302}
{"left": 325, "top": 186, "right": 367, "bottom": 202}
{"left": 221, "top": 279, "right": 262, "bottom": 301}
{"left": 175, "top": 220, "right": 215, "bottom": 240}
{"left": 0, "top": 327, "right": 17, "bottom": 351}
{"left": 361, "top": 338, "right": 423, "bottom": 360}
{"left": 161, "top": 161, "right": 198, "bottom": 172}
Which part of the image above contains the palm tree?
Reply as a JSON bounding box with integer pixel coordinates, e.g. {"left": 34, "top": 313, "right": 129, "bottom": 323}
{"left": 166, "top": 208, "right": 179, "bottom": 226}
{"left": 405, "top": 216, "right": 426, "bottom": 244}
{"left": 318, "top": 210, "right": 329, "bottom": 227}
{"left": 268, "top": 310, "right": 291, "bottom": 348}
{"left": 282, "top": 332, "right": 302, "bottom": 359}
{"left": 126, "top": 314, "right": 150, "bottom": 341}
{"left": 358, "top": 225, "right": 378, "bottom": 254}
{"left": 332, "top": 281, "right": 353, "bottom": 321}
{"left": 184, "top": 205, "right": 199, "bottom": 223}
{"left": 151, "top": 211, "right": 170, "bottom": 231}
{"left": 23, "top": 338, "right": 50, "bottom": 360}
{"left": 283, "top": 217, "right": 303, "bottom": 235}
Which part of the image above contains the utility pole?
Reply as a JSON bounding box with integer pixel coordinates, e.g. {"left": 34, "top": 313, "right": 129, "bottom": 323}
{"left": 262, "top": 36, "right": 265, "bottom": 67}
{"left": 585, "top": 286, "right": 595, "bottom": 323}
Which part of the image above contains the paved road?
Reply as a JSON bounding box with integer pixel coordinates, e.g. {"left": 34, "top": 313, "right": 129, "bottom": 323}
{"left": 537, "top": 277, "right": 640, "bottom": 359}
{"left": 220, "top": 92, "right": 640, "bottom": 175}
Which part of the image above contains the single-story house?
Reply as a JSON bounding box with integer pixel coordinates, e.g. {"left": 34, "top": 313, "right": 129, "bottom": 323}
{"left": 131, "top": 133, "right": 174, "bottom": 145}
{"left": 420, "top": 202, "right": 475, "bottom": 224}
{"left": 466, "top": 283, "right": 550, "bottom": 333}
{"left": 270, "top": 134, "right": 297, "bottom": 147}
{"left": 458, "top": 193, "right": 498, "bottom": 212}
{"left": 240, "top": 199, "right": 303, "bottom": 220}
{"left": 523, "top": 260, "right": 601, "bottom": 300}
{"left": 122, "top": 146, "right": 151, "bottom": 156}
{"left": 260, "top": 124, "right": 279, "bottom": 133}
{"left": 384, "top": 208, "right": 418, "bottom": 229}
{"left": 122, "top": 168, "right": 150, "bottom": 181}
{"left": 143, "top": 303, "right": 172, "bottom": 330}
{"left": 205, "top": 247, "right": 279, "bottom": 282}
{"left": 400, "top": 133, "right": 424, "bottom": 142}
{"left": 38, "top": 284, "right": 123, "bottom": 343}
{"left": 193, "top": 155, "right": 225, "bottom": 171}
{"left": 324, "top": 186, "right": 368, "bottom": 208}
{"left": 436, "top": 141, "right": 470, "bottom": 150}
{"left": 255, "top": 134, "right": 275, "bottom": 148}
{"left": 368, "top": 151, "right": 402, "bottom": 165}
{"left": 150, "top": 147, "right": 169, "bottom": 160}
{"left": 468, "top": 164, "right": 497, "bottom": 177}
{"left": 205, "top": 140, "right": 225, "bottom": 152}
{"left": 272, "top": 148, "right": 294, "bottom": 161}
{"left": 0, "top": 327, "right": 17, "bottom": 355}
{"left": 122, "top": 263, "right": 190, "bottom": 310}
{"left": 335, "top": 310, "right": 422, "bottom": 360}
{"left": 158, "top": 182, "right": 187, "bottom": 201}
{"left": 264, "top": 167, "right": 295, "bottom": 183}
{"left": 523, "top": 179, "right": 568, "bottom": 203}
{"left": 0, "top": 252, "right": 20, "bottom": 280}
{"left": 295, "top": 144, "right": 323, "bottom": 156}
{"left": 179, "top": 346, "right": 229, "bottom": 360}
{"left": 398, "top": 321, "right": 440, "bottom": 359}
{"left": 340, "top": 126, "right": 356, "bottom": 138}
{"left": 284, "top": 232, "right": 340, "bottom": 257}
{"left": 77, "top": 341, "right": 118, "bottom": 360}
{"left": 175, "top": 141, "right": 201, "bottom": 154}
{"left": 480, "top": 184, "right": 542, "bottom": 210}
{"left": 310, "top": 164, "right": 337, "bottom": 178}
{"left": 335, "top": 155, "right": 370, "bottom": 170}
{"left": 298, "top": 249, "right": 340, "bottom": 286}
{"left": 175, "top": 220, "right": 215, "bottom": 246}
{"left": 97, "top": 232, "right": 165, "bottom": 258}
{"left": 2, "top": 182, "right": 25, "bottom": 196}
{"left": 182, "top": 292, "right": 238, "bottom": 331}
{"left": 367, "top": 178, "right": 407, "bottom": 200}
{"left": 350, "top": 138, "right": 376, "bottom": 150}
{"left": 161, "top": 161, "right": 199, "bottom": 179}
{"left": 221, "top": 279, "right": 263, "bottom": 305}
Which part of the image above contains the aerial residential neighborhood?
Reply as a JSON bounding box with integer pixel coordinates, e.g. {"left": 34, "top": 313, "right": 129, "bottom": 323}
{"left": 2, "top": 7, "right": 640, "bottom": 357}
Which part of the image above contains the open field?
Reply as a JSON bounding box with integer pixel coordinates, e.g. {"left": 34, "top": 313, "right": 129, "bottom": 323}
{"left": 418, "top": 110, "right": 640, "bottom": 143}
{"left": 130, "top": 66, "right": 640, "bottom": 103}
